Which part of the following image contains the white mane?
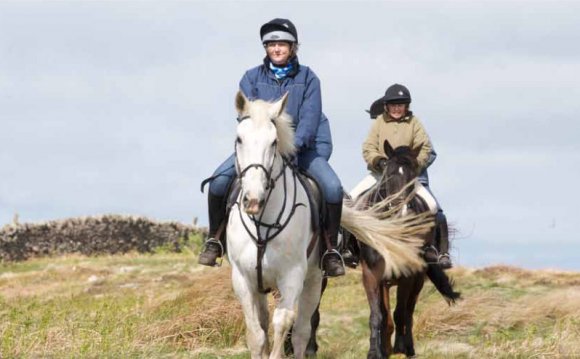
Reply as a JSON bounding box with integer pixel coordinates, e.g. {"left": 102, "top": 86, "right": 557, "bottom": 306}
{"left": 236, "top": 93, "right": 296, "bottom": 158}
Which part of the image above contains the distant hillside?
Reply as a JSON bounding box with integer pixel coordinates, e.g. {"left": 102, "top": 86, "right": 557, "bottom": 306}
{"left": 0, "top": 249, "right": 579, "bottom": 358}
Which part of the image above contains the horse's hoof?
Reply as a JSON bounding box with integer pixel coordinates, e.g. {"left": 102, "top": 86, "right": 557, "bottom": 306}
{"left": 366, "top": 351, "right": 384, "bottom": 359}
{"left": 305, "top": 349, "right": 317, "bottom": 357}
{"left": 393, "top": 342, "right": 405, "bottom": 354}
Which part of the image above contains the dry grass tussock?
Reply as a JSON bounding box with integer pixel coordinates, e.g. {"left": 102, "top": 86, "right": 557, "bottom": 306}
{"left": 138, "top": 266, "right": 246, "bottom": 350}
{"left": 474, "top": 264, "right": 580, "bottom": 287}
{"left": 414, "top": 266, "right": 580, "bottom": 357}
{"left": 418, "top": 271, "right": 580, "bottom": 330}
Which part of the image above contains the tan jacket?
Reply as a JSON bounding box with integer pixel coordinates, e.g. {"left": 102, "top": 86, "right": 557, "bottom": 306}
{"left": 362, "top": 112, "right": 433, "bottom": 173}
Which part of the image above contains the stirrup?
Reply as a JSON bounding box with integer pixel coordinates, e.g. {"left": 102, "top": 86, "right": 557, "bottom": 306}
{"left": 438, "top": 253, "right": 453, "bottom": 269}
{"left": 320, "top": 249, "right": 345, "bottom": 277}
{"left": 201, "top": 237, "right": 225, "bottom": 267}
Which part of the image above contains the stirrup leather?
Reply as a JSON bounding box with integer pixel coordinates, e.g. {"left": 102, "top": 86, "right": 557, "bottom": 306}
{"left": 201, "top": 237, "right": 225, "bottom": 267}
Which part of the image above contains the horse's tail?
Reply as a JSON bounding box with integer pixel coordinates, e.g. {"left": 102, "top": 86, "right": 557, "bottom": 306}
{"left": 341, "top": 199, "right": 433, "bottom": 278}
{"left": 426, "top": 264, "right": 461, "bottom": 305}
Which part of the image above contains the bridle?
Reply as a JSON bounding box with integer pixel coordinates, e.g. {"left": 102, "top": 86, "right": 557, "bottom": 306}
{"left": 235, "top": 115, "right": 281, "bottom": 191}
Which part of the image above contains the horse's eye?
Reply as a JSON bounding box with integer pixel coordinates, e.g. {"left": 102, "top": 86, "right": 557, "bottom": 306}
{"left": 237, "top": 137, "right": 242, "bottom": 144}
{"left": 271, "top": 140, "right": 277, "bottom": 147}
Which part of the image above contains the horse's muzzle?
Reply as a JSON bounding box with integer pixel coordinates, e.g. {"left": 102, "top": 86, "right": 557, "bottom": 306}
{"left": 243, "top": 195, "right": 265, "bottom": 215}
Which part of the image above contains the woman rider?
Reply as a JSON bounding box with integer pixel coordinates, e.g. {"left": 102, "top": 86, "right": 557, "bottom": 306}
{"left": 351, "top": 83, "right": 452, "bottom": 269}
{"left": 198, "top": 18, "right": 346, "bottom": 277}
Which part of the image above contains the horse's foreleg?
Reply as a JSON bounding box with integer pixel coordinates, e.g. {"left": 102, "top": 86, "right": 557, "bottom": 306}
{"left": 232, "top": 267, "right": 270, "bottom": 359}
{"left": 269, "top": 267, "right": 304, "bottom": 359}
{"left": 380, "top": 283, "right": 394, "bottom": 356}
{"left": 305, "top": 277, "right": 327, "bottom": 356}
{"left": 403, "top": 275, "right": 425, "bottom": 358}
{"left": 362, "top": 260, "right": 386, "bottom": 359}
{"left": 291, "top": 269, "right": 323, "bottom": 359}
{"left": 393, "top": 277, "right": 411, "bottom": 355}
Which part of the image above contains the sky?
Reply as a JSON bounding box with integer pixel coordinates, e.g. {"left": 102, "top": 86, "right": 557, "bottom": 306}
{"left": 1, "top": 1, "right": 579, "bottom": 270}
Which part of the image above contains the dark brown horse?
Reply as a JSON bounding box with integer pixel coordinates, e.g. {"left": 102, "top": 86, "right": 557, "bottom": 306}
{"left": 285, "top": 140, "right": 455, "bottom": 357}
{"left": 357, "top": 140, "right": 460, "bottom": 358}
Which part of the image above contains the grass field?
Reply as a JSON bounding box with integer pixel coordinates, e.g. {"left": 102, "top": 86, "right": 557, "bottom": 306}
{"left": 1, "top": 239, "right": 579, "bottom": 358}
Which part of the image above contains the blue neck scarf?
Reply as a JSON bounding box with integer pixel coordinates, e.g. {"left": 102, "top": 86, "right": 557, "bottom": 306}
{"left": 269, "top": 61, "right": 294, "bottom": 80}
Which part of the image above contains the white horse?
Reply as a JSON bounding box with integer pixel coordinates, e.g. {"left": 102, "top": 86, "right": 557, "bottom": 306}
{"left": 227, "top": 91, "right": 431, "bottom": 359}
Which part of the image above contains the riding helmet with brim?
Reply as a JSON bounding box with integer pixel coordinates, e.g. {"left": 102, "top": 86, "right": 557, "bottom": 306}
{"left": 260, "top": 18, "right": 298, "bottom": 44}
{"left": 367, "top": 84, "right": 412, "bottom": 119}
{"left": 381, "top": 84, "right": 412, "bottom": 104}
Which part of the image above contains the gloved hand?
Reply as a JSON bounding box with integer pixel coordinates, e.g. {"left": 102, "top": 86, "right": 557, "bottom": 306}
{"left": 287, "top": 155, "right": 299, "bottom": 167}
{"left": 375, "top": 158, "right": 388, "bottom": 173}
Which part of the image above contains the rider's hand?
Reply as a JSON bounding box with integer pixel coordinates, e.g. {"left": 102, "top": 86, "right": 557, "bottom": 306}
{"left": 375, "top": 158, "right": 388, "bottom": 173}
{"left": 288, "top": 155, "right": 298, "bottom": 167}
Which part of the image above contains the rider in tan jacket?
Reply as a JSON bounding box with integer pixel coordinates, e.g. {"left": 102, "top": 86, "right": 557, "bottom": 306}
{"left": 352, "top": 83, "right": 452, "bottom": 269}
{"left": 363, "top": 112, "right": 433, "bottom": 175}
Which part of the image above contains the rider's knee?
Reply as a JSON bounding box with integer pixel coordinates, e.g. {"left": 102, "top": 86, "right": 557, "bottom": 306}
{"left": 324, "top": 181, "right": 343, "bottom": 204}
{"left": 209, "top": 177, "right": 232, "bottom": 197}
{"left": 436, "top": 210, "right": 447, "bottom": 223}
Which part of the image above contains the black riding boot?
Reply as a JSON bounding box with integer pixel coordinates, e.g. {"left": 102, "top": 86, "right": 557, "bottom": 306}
{"left": 436, "top": 211, "right": 452, "bottom": 269}
{"left": 198, "top": 193, "right": 227, "bottom": 267}
{"left": 321, "top": 202, "right": 346, "bottom": 277}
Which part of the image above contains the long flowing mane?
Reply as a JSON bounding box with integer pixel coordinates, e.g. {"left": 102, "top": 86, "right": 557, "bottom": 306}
{"left": 237, "top": 96, "right": 296, "bottom": 158}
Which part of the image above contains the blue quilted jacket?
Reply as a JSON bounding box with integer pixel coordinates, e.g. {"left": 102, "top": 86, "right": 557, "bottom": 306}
{"left": 239, "top": 57, "right": 332, "bottom": 153}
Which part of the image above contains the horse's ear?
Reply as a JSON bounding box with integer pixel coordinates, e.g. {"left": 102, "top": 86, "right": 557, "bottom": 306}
{"left": 411, "top": 144, "right": 423, "bottom": 158}
{"left": 235, "top": 91, "right": 248, "bottom": 114}
{"left": 271, "top": 92, "right": 290, "bottom": 118}
{"left": 383, "top": 140, "right": 394, "bottom": 158}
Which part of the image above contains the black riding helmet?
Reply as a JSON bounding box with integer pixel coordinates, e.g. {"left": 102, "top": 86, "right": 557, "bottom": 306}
{"left": 367, "top": 84, "right": 412, "bottom": 119}
{"left": 260, "top": 18, "right": 298, "bottom": 44}
{"left": 383, "top": 84, "right": 411, "bottom": 104}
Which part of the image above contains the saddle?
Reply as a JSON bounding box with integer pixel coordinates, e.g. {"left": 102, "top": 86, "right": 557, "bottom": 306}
{"left": 295, "top": 170, "right": 323, "bottom": 234}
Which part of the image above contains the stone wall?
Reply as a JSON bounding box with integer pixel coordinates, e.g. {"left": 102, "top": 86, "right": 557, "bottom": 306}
{"left": 0, "top": 215, "right": 204, "bottom": 262}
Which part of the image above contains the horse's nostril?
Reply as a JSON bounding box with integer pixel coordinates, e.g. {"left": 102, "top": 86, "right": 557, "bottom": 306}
{"left": 259, "top": 199, "right": 265, "bottom": 208}
{"left": 243, "top": 194, "right": 249, "bottom": 205}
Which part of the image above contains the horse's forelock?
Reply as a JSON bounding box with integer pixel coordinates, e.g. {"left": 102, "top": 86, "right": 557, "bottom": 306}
{"left": 391, "top": 146, "right": 418, "bottom": 169}
{"left": 375, "top": 146, "right": 419, "bottom": 196}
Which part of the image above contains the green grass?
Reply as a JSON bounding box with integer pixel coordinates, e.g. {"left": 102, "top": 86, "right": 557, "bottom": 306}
{"left": 1, "top": 254, "right": 580, "bottom": 358}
